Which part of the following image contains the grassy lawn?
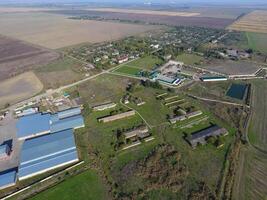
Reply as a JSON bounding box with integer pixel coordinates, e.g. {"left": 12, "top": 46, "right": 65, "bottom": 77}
{"left": 176, "top": 53, "right": 204, "bottom": 65}
{"left": 29, "top": 170, "right": 108, "bottom": 200}
{"left": 126, "top": 55, "right": 164, "bottom": 70}
{"left": 246, "top": 32, "right": 267, "bottom": 54}
{"left": 113, "top": 66, "right": 142, "bottom": 76}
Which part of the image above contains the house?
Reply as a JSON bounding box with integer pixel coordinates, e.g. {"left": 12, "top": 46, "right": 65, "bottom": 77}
{"left": 187, "top": 125, "right": 228, "bottom": 148}
{"left": 117, "top": 55, "right": 129, "bottom": 64}
{"left": 98, "top": 110, "right": 135, "bottom": 123}
{"left": 92, "top": 102, "right": 117, "bottom": 111}
{"left": 18, "top": 129, "right": 79, "bottom": 180}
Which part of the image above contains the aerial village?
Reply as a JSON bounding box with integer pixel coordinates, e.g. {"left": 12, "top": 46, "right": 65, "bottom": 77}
{"left": 0, "top": 20, "right": 265, "bottom": 199}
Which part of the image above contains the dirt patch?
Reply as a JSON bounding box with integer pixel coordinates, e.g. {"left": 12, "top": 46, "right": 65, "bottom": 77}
{"left": 0, "top": 71, "right": 43, "bottom": 108}
{"left": 0, "top": 12, "right": 159, "bottom": 49}
{"left": 228, "top": 10, "right": 267, "bottom": 34}
{"left": 0, "top": 35, "right": 59, "bottom": 81}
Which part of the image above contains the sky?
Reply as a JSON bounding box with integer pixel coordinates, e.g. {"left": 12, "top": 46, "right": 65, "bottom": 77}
{"left": 1, "top": 0, "right": 267, "bottom": 5}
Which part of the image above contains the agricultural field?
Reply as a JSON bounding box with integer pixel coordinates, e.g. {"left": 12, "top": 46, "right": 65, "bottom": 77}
{"left": 228, "top": 10, "right": 267, "bottom": 34}
{"left": 0, "top": 35, "right": 59, "bottom": 81}
{"left": 86, "top": 8, "right": 201, "bottom": 17}
{"left": 249, "top": 80, "right": 267, "bottom": 151}
{"left": 0, "top": 12, "right": 159, "bottom": 49}
{"left": 0, "top": 72, "right": 43, "bottom": 108}
{"left": 233, "top": 147, "right": 267, "bottom": 200}
{"left": 30, "top": 170, "right": 109, "bottom": 200}
{"left": 50, "top": 9, "right": 234, "bottom": 29}
{"left": 176, "top": 53, "right": 204, "bottom": 65}
{"left": 201, "top": 60, "right": 261, "bottom": 76}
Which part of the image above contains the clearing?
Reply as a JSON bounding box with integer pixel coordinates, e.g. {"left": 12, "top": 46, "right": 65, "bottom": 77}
{"left": 0, "top": 12, "right": 159, "bottom": 49}
{"left": 29, "top": 170, "right": 109, "bottom": 200}
{"left": 228, "top": 10, "right": 267, "bottom": 34}
{"left": 176, "top": 53, "right": 204, "bottom": 65}
{"left": 0, "top": 72, "right": 43, "bottom": 108}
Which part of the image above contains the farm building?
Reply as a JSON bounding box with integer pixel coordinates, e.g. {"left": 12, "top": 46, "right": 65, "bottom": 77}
{"left": 98, "top": 110, "right": 135, "bottom": 123}
{"left": 16, "top": 107, "right": 84, "bottom": 140}
{"left": 18, "top": 129, "right": 79, "bottom": 180}
{"left": 169, "top": 110, "right": 202, "bottom": 124}
{"left": 123, "top": 126, "right": 149, "bottom": 140}
{"left": 187, "top": 125, "right": 228, "bottom": 148}
{"left": 0, "top": 168, "right": 17, "bottom": 189}
{"left": 155, "top": 74, "right": 182, "bottom": 85}
{"left": 200, "top": 76, "right": 228, "bottom": 82}
{"left": 16, "top": 113, "right": 51, "bottom": 140}
{"left": 92, "top": 102, "right": 117, "bottom": 111}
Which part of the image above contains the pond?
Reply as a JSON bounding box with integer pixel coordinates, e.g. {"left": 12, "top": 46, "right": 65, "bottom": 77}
{"left": 226, "top": 83, "right": 248, "bottom": 100}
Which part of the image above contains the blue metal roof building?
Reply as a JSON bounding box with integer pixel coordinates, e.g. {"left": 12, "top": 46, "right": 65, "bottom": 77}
{"left": 50, "top": 115, "right": 84, "bottom": 133}
{"left": 0, "top": 168, "right": 17, "bottom": 189}
{"left": 18, "top": 129, "right": 79, "bottom": 180}
{"left": 57, "top": 107, "right": 81, "bottom": 120}
{"left": 16, "top": 108, "right": 84, "bottom": 140}
{"left": 16, "top": 113, "right": 51, "bottom": 140}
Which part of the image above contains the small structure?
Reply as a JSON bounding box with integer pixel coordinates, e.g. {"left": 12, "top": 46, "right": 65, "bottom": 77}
{"left": 98, "top": 110, "right": 135, "bottom": 123}
{"left": 0, "top": 168, "right": 17, "bottom": 189}
{"left": 187, "top": 125, "right": 228, "bottom": 148}
{"left": 200, "top": 76, "right": 228, "bottom": 82}
{"left": 16, "top": 107, "right": 38, "bottom": 117}
{"left": 92, "top": 102, "right": 117, "bottom": 111}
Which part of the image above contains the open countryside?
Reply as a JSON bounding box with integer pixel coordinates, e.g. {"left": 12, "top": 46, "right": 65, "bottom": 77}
{"left": 0, "top": 1, "right": 267, "bottom": 200}
{"left": 0, "top": 12, "right": 159, "bottom": 49}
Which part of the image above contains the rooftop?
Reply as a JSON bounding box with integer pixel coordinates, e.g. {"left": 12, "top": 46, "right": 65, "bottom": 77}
{"left": 18, "top": 129, "right": 78, "bottom": 180}
{"left": 0, "top": 168, "right": 17, "bottom": 189}
{"left": 16, "top": 107, "right": 84, "bottom": 140}
{"left": 16, "top": 113, "right": 51, "bottom": 139}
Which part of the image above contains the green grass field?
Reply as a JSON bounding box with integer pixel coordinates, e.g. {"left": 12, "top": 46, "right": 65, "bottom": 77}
{"left": 246, "top": 32, "right": 267, "bottom": 54}
{"left": 176, "top": 53, "right": 204, "bottom": 65}
{"left": 30, "top": 170, "right": 108, "bottom": 200}
{"left": 113, "top": 65, "right": 142, "bottom": 76}
{"left": 248, "top": 80, "right": 267, "bottom": 151}
{"left": 126, "top": 55, "right": 164, "bottom": 70}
